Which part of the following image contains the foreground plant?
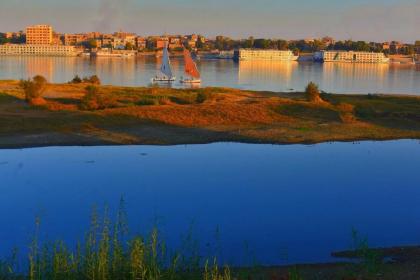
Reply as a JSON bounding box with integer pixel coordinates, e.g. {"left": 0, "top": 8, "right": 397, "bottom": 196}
{"left": 1, "top": 198, "right": 232, "bottom": 280}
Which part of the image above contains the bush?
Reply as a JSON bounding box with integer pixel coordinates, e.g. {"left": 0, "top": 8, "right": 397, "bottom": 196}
{"left": 337, "top": 103, "right": 356, "bottom": 123}
{"left": 137, "top": 98, "right": 159, "bottom": 106}
{"left": 196, "top": 92, "right": 212, "bottom": 104}
{"left": 70, "top": 75, "right": 82, "bottom": 84}
{"left": 305, "top": 81, "right": 321, "bottom": 102}
{"left": 82, "top": 75, "right": 101, "bottom": 85}
{"left": 80, "top": 85, "right": 118, "bottom": 110}
{"left": 19, "top": 75, "right": 48, "bottom": 103}
{"left": 80, "top": 85, "right": 101, "bottom": 110}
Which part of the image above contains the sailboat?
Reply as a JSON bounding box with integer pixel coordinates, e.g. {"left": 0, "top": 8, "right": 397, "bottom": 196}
{"left": 180, "top": 49, "right": 201, "bottom": 84}
{"left": 151, "top": 43, "right": 175, "bottom": 82}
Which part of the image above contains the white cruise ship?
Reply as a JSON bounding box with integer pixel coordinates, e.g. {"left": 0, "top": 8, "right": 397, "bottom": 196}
{"left": 314, "top": 51, "right": 389, "bottom": 63}
{"left": 234, "top": 49, "right": 298, "bottom": 61}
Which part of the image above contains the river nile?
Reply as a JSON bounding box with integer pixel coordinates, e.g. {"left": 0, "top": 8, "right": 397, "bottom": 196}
{"left": 0, "top": 56, "right": 419, "bottom": 94}
{"left": 1, "top": 141, "right": 420, "bottom": 265}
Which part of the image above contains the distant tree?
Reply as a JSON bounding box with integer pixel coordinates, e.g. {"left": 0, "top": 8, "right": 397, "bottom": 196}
{"left": 242, "top": 36, "right": 254, "bottom": 48}
{"left": 253, "top": 39, "right": 271, "bottom": 49}
{"left": 277, "top": 39, "right": 289, "bottom": 50}
{"left": 125, "top": 42, "right": 134, "bottom": 50}
{"left": 85, "top": 39, "right": 97, "bottom": 49}
{"left": 196, "top": 39, "right": 204, "bottom": 50}
{"left": 71, "top": 75, "right": 82, "bottom": 84}
{"left": 83, "top": 75, "right": 101, "bottom": 85}
{"left": 305, "top": 82, "right": 322, "bottom": 103}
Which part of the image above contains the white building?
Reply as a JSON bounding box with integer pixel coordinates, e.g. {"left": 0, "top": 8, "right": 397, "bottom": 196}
{"left": 314, "top": 51, "right": 389, "bottom": 63}
{"left": 234, "top": 49, "right": 298, "bottom": 61}
{"left": 0, "top": 44, "right": 80, "bottom": 56}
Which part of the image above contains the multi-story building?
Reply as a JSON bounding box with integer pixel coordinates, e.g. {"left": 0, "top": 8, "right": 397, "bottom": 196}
{"left": 168, "top": 37, "right": 182, "bottom": 50}
{"left": 390, "top": 41, "right": 404, "bottom": 54}
{"left": 64, "top": 34, "right": 88, "bottom": 46}
{"left": 234, "top": 49, "right": 298, "bottom": 61}
{"left": 0, "top": 44, "right": 80, "bottom": 56}
{"left": 26, "top": 24, "right": 53, "bottom": 45}
{"left": 135, "top": 37, "right": 147, "bottom": 50}
{"left": 111, "top": 38, "right": 125, "bottom": 49}
{"left": 314, "top": 51, "right": 389, "bottom": 63}
{"left": 156, "top": 37, "right": 169, "bottom": 49}
{"left": 114, "top": 31, "right": 135, "bottom": 39}
{"left": 87, "top": 32, "right": 102, "bottom": 39}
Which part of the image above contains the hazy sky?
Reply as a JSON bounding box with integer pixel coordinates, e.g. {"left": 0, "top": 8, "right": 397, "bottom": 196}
{"left": 1, "top": 0, "right": 419, "bottom": 42}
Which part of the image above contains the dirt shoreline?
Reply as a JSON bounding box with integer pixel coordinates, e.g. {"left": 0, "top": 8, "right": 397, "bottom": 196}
{"left": 0, "top": 80, "right": 419, "bottom": 149}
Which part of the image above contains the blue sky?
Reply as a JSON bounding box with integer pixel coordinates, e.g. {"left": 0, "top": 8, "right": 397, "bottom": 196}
{"left": 1, "top": 0, "right": 419, "bottom": 42}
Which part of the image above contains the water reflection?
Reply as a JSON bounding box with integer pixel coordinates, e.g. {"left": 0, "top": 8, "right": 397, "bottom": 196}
{"left": 238, "top": 61, "right": 297, "bottom": 90}
{"left": 321, "top": 63, "right": 389, "bottom": 93}
{"left": 0, "top": 56, "right": 419, "bottom": 94}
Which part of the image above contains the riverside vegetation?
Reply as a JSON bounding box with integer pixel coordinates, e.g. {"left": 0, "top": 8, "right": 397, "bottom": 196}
{"left": 2, "top": 199, "right": 420, "bottom": 280}
{"left": 0, "top": 76, "right": 419, "bottom": 148}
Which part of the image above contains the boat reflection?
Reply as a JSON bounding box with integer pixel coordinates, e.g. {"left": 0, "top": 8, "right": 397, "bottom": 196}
{"left": 238, "top": 60, "right": 298, "bottom": 90}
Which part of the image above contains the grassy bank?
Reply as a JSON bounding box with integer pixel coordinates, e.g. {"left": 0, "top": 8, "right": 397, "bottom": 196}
{"left": 0, "top": 80, "right": 420, "bottom": 148}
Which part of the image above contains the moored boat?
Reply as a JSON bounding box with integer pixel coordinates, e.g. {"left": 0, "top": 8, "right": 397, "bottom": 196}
{"left": 151, "top": 43, "right": 176, "bottom": 83}
{"left": 180, "top": 49, "right": 201, "bottom": 84}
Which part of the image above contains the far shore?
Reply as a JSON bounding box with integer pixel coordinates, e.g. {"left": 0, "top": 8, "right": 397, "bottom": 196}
{"left": 0, "top": 80, "right": 419, "bottom": 149}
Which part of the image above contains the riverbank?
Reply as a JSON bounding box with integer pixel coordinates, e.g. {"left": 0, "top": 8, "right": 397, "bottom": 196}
{"left": 0, "top": 80, "right": 419, "bottom": 149}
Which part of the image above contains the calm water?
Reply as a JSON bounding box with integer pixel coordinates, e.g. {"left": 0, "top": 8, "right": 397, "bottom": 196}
{"left": 0, "top": 56, "right": 419, "bottom": 94}
{"left": 1, "top": 141, "right": 420, "bottom": 265}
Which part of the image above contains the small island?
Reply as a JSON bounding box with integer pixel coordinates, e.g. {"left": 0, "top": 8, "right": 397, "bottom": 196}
{"left": 0, "top": 78, "right": 419, "bottom": 149}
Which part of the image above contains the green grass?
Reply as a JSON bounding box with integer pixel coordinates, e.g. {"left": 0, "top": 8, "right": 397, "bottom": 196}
{"left": 0, "top": 198, "right": 232, "bottom": 280}
{"left": 276, "top": 103, "right": 341, "bottom": 123}
{"left": 1, "top": 199, "right": 420, "bottom": 280}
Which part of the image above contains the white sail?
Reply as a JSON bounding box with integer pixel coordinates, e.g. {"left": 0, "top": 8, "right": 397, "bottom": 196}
{"left": 160, "top": 45, "right": 173, "bottom": 78}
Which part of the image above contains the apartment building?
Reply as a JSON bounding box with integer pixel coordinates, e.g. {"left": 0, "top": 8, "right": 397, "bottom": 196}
{"left": 26, "top": 24, "right": 53, "bottom": 45}
{"left": 64, "top": 34, "right": 88, "bottom": 46}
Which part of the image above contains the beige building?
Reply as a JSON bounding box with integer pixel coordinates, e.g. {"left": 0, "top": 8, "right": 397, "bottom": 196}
{"left": 26, "top": 24, "right": 53, "bottom": 45}
{"left": 0, "top": 44, "right": 80, "bottom": 56}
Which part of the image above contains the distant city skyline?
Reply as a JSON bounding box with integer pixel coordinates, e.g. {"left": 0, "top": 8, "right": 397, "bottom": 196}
{"left": 1, "top": 0, "right": 419, "bottom": 43}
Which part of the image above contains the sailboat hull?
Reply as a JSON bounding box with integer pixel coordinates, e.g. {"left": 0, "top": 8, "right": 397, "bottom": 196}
{"left": 151, "top": 77, "right": 176, "bottom": 83}
{"left": 180, "top": 78, "right": 201, "bottom": 84}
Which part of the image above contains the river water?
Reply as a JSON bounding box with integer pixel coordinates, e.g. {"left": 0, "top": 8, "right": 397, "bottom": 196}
{"left": 0, "top": 56, "right": 419, "bottom": 94}
{"left": 1, "top": 141, "right": 420, "bottom": 265}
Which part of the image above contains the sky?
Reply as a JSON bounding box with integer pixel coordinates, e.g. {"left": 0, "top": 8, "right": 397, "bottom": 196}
{"left": 0, "top": 0, "right": 419, "bottom": 42}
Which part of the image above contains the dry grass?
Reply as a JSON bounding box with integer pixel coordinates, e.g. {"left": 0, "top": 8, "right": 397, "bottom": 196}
{"left": 0, "top": 80, "right": 419, "bottom": 148}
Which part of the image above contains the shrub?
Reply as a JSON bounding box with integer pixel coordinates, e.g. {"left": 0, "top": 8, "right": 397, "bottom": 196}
{"left": 158, "top": 96, "right": 170, "bottom": 105}
{"left": 70, "top": 75, "right": 82, "bottom": 84}
{"left": 305, "top": 81, "right": 321, "bottom": 102}
{"left": 19, "top": 75, "right": 48, "bottom": 103}
{"left": 137, "top": 98, "right": 159, "bottom": 106}
{"left": 196, "top": 92, "right": 213, "bottom": 104}
{"left": 337, "top": 103, "right": 356, "bottom": 123}
{"left": 83, "top": 75, "right": 101, "bottom": 85}
{"left": 80, "top": 85, "right": 101, "bottom": 110}
{"left": 89, "top": 75, "right": 101, "bottom": 85}
{"left": 80, "top": 85, "right": 118, "bottom": 110}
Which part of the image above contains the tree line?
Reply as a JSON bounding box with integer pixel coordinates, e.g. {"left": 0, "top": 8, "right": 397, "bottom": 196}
{"left": 201, "top": 36, "right": 418, "bottom": 55}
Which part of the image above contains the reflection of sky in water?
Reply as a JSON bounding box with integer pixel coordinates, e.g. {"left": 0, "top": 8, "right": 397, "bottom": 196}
{"left": 1, "top": 141, "right": 420, "bottom": 265}
{"left": 0, "top": 56, "right": 419, "bottom": 94}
